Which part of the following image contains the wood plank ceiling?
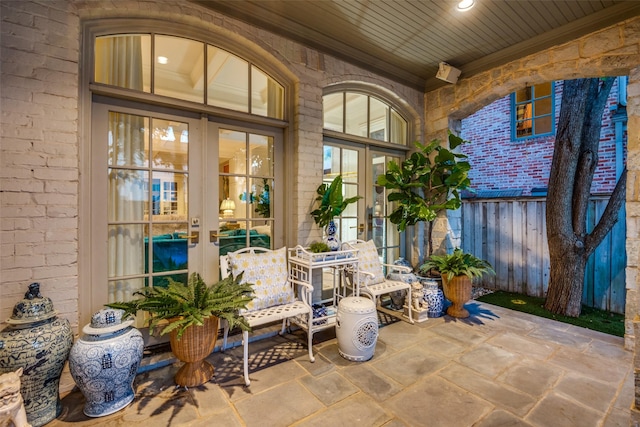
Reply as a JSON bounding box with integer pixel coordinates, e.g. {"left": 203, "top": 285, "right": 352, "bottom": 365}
{"left": 192, "top": 0, "right": 640, "bottom": 91}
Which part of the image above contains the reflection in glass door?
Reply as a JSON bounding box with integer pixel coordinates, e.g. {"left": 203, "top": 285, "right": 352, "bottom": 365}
{"left": 100, "top": 110, "right": 195, "bottom": 307}
{"left": 217, "top": 129, "right": 275, "bottom": 255}
{"left": 322, "top": 145, "right": 361, "bottom": 243}
{"left": 322, "top": 144, "right": 404, "bottom": 262}
{"left": 371, "top": 151, "right": 403, "bottom": 265}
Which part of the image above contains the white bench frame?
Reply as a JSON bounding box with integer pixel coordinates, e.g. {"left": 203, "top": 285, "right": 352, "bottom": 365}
{"left": 342, "top": 240, "right": 414, "bottom": 324}
{"left": 220, "top": 247, "right": 315, "bottom": 386}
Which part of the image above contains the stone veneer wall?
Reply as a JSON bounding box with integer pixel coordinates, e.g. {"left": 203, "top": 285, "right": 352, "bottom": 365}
{"left": 424, "top": 15, "right": 640, "bottom": 423}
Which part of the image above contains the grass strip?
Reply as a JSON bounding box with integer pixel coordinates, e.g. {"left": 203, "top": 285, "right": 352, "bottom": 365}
{"left": 475, "top": 290, "right": 624, "bottom": 337}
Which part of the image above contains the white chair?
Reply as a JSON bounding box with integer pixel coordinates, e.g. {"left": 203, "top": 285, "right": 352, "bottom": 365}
{"left": 342, "top": 240, "right": 414, "bottom": 324}
{"left": 220, "top": 246, "right": 315, "bottom": 386}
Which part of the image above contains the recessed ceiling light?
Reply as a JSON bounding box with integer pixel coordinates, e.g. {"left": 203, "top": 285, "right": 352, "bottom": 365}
{"left": 457, "top": 0, "right": 475, "bottom": 11}
{"left": 157, "top": 56, "right": 168, "bottom": 65}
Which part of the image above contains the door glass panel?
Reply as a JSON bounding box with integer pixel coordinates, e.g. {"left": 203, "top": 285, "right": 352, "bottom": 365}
{"left": 106, "top": 111, "right": 189, "bottom": 304}
{"left": 323, "top": 146, "right": 340, "bottom": 177}
{"left": 342, "top": 149, "right": 358, "bottom": 183}
{"left": 94, "top": 34, "right": 151, "bottom": 92}
{"left": 372, "top": 152, "right": 401, "bottom": 265}
{"left": 219, "top": 129, "right": 275, "bottom": 254}
{"left": 207, "top": 45, "right": 249, "bottom": 112}
{"left": 108, "top": 113, "right": 149, "bottom": 167}
{"left": 149, "top": 223, "right": 188, "bottom": 273}
{"left": 249, "top": 220, "right": 272, "bottom": 250}
{"left": 250, "top": 177, "right": 272, "bottom": 219}
{"left": 151, "top": 120, "right": 189, "bottom": 170}
{"left": 155, "top": 35, "right": 204, "bottom": 103}
{"left": 107, "top": 224, "right": 145, "bottom": 277}
{"left": 322, "top": 145, "right": 360, "bottom": 243}
{"left": 107, "top": 170, "right": 148, "bottom": 222}
{"left": 249, "top": 134, "right": 273, "bottom": 176}
{"left": 232, "top": 177, "right": 248, "bottom": 218}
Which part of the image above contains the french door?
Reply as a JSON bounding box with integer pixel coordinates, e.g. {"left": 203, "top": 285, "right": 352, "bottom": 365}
{"left": 322, "top": 141, "right": 405, "bottom": 263}
{"left": 90, "top": 101, "right": 282, "bottom": 337}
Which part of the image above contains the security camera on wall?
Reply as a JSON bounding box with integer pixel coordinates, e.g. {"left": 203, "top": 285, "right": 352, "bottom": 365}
{"left": 436, "top": 62, "right": 462, "bottom": 84}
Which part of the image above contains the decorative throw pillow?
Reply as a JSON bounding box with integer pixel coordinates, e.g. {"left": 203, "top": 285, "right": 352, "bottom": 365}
{"left": 228, "top": 247, "right": 294, "bottom": 313}
{"left": 351, "top": 240, "right": 385, "bottom": 287}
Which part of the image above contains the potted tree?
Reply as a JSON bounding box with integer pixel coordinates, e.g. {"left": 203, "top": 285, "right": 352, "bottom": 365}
{"left": 106, "top": 272, "right": 253, "bottom": 387}
{"left": 310, "top": 175, "right": 361, "bottom": 251}
{"left": 376, "top": 131, "right": 472, "bottom": 266}
{"left": 420, "top": 248, "right": 494, "bottom": 318}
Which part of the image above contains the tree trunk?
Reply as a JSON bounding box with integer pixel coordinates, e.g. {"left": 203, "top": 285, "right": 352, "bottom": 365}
{"left": 544, "top": 246, "right": 587, "bottom": 317}
{"left": 543, "top": 77, "right": 622, "bottom": 317}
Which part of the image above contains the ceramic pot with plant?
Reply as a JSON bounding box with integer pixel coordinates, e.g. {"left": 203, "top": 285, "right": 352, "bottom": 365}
{"left": 377, "top": 132, "right": 471, "bottom": 263}
{"left": 420, "top": 248, "right": 494, "bottom": 318}
{"left": 106, "top": 272, "right": 253, "bottom": 387}
{"left": 310, "top": 175, "right": 361, "bottom": 251}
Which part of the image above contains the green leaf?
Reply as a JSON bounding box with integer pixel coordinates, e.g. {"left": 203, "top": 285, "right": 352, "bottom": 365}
{"left": 105, "top": 272, "right": 254, "bottom": 338}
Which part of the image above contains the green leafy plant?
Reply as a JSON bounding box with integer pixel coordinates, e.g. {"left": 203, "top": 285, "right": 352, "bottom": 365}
{"left": 106, "top": 272, "right": 254, "bottom": 339}
{"left": 309, "top": 241, "right": 331, "bottom": 253}
{"left": 254, "top": 178, "right": 271, "bottom": 218}
{"left": 310, "top": 175, "right": 361, "bottom": 229}
{"left": 420, "top": 248, "right": 495, "bottom": 282}
{"left": 377, "top": 131, "right": 472, "bottom": 260}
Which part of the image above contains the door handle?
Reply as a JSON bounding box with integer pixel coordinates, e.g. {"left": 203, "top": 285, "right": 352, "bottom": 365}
{"left": 210, "top": 230, "right": 225, "bottom": 243}
{"left": 350, "top": 224, "right": 365, "bottom": 231}
{"left": 178, "top": 232, "right": 199, "bottom": 244}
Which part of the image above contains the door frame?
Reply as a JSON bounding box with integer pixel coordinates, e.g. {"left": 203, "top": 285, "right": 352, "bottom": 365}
{"left": 88, "top": 100, "right": 285, "bottom": 345}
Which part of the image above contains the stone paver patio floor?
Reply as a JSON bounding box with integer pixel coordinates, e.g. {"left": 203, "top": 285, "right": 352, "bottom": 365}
{"left": 50, "top": 301, "right": 633, "bottom": 427}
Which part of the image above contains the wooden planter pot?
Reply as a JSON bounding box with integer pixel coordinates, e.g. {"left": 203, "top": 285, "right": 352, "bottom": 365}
{"left": 442, "top": 275, "right": 472, "bottom": 318}
{"left": 169, "top": 316, "right": 219, "bottom": 387}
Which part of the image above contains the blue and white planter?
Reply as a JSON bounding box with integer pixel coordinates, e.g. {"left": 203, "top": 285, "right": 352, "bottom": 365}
{"left": 69, "top": 309, "right": 143, "bottom": 418}
{"left": 421, "top": 278, "right": 445, "bottom": 318}
{"left": 0, "top": 283, "right": 73, "bottom": 427}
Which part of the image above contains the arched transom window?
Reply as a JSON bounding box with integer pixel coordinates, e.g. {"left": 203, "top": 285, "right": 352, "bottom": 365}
{"left": 323, "top": 91, "right": 407, "bottom": 144}
{"left": 94, "top": 34, "right": 284, "bottom": 119}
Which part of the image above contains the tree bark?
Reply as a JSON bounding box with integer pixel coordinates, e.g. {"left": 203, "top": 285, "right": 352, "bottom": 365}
{"left": 544, "top": 250, "right": 588, "bottom": 316}
{"left": 543, "top": 78, "right": 621, "bottom": 317}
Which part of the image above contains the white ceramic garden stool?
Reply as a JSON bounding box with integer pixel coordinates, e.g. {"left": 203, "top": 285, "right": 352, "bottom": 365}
{"left": 336, "top": 296, "right": 378, "bottom": 361}
{"left": 69, "top": 308, "right": 143, "bottom": 417}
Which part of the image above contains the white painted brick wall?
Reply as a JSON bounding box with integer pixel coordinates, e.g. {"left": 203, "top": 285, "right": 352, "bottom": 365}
{"left": 1, "top": 0, "right": 80, "bottom": 332}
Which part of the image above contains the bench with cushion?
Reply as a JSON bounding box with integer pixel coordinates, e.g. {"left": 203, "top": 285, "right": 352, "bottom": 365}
{"left": 220, "top": 246, "right": 315, "bottom": 386}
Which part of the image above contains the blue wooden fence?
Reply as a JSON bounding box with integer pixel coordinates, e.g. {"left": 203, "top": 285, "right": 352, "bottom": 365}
{"left": 461, "top": 196, "right": 626, "bottom": 314}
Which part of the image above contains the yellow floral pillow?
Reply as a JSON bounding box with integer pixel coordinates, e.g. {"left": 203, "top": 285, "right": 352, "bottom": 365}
{"left": 228, "top": 247, "right": 294, "bottom": 312}
{"left": 352, "top": 240, "right": 385, "bottom": 287}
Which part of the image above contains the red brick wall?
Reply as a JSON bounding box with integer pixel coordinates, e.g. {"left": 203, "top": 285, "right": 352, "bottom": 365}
{"left": 459, "top": 79, "right": 625, "bottom": 196}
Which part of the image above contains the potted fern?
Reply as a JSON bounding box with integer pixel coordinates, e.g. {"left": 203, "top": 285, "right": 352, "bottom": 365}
{"left": 310, "top": 175, "right": 361, "bottom": 250}
{"left": 420, "top": 248, "right": 494, "bottom": 318}
{"left": 106, "top": 272, "right": 253, "bottom": 387}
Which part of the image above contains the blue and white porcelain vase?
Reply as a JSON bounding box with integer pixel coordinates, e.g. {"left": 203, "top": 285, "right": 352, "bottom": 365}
{"left": 386, "top": 262, "right": 418, "bottom": 309}
{"left": 324, "top": 220, "right": 341, "bottom": 251}
{"left": 69, "top": 308, "right": 143, "bottom": 418}
{"left": 422, "top": 278, "right": 445, "bottom": 317}
{"left": 0, "top": 283, "right": 73, "bottom": 427}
